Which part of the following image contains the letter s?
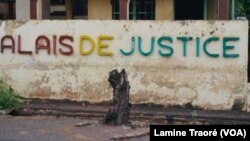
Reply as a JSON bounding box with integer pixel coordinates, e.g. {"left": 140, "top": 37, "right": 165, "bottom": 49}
{"left": 59, "top": 35, "right": 74, "bottom": 56}
{"left": 158, "top": 36, "right": 174, "bottom": 57}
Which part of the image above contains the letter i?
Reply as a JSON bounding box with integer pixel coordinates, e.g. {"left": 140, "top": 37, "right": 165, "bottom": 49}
{"left": 53, "top": 35, "right": 57, "bottom": 55}
{"left": 196, "top": 37, "right": 200, "bottom": 57}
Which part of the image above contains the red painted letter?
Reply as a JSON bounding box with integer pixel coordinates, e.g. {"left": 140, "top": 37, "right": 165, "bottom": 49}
{"left": 59, "top": 35, "right": 74, "bottom": 56}
{"left": 35, "top": 35, "right": 50, "bottom": 55}
{"left": 18, "top": 35, "right": 32, "bottom": 55}
{"left": 53, "top": 35, "right": 57, "bottom": 55}
{"left": 1, "top": 35, "right": 15, "bottom": 53}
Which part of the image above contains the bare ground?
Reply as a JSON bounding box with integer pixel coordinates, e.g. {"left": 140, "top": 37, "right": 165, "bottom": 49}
{"left": 0, "top": 115, "right": 149, "bottom": 141}
{"left": 1, "top": 98, "right": 250, "bottom": 141}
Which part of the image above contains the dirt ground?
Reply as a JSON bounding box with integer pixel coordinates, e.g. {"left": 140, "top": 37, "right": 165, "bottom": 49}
{"left": 0, "top": 115, "right": 149, "bottom": 141}
{"left": 1, "top": 99, "right": 250, "bottom": 141}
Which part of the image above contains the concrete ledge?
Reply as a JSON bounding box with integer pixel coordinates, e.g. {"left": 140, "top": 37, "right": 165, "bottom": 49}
{"left": 11, "top": 99, "right": 250, "bottom": 124}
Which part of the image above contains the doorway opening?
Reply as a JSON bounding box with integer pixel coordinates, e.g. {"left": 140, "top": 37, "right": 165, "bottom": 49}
{"left": 175, "top": 0, "right": 204, "bottom": 20}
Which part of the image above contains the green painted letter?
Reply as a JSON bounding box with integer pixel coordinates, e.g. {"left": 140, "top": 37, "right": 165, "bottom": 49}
{"left": 223, "top": 37, "right": 240, "bottom": 58}
{"left": 158, "top": 36, "right": 173, "bottom": 57}
{"left": 177, "top": 36, "right": 192, "bottom": 57}
{"left": 196, "top": 37, "right": 200, "bottom": 57}
{"left": 138, "top": 37, "right": 154, "bottom": 56}
{"left": 120, "top": 36, "right": 135, "bottom": 56}
{"left": 203, "top": 37, "right": 219, "bottom": 58}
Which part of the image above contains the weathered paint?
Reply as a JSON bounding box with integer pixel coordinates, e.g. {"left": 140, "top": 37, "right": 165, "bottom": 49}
{"left": 0, "top": 20, "right": 248, "bottom": 111}
{"left": 218, "top": 0, "right": 230, "bottom": 20}
{"left": 88, "top": 0, "right": 112, "bottom": 20}
{"left": 30, "top": 0, "right": 37, "bottom": 19}
{"left": 119, "top": 0, "right": 128, "bottom": 20}
{"left": 155, "top": 0, "right": 173, "bottom": 20}
{"left": 207, "top": 0, "right": 218, "bottom": 20}
{"left": 16, "top": 0, "right": 31, "bottom": 20}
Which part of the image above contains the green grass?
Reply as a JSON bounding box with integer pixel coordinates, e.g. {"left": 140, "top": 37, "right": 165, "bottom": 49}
{"left": 191, "top": 111, "right": 198, "bottom": 124}
{"left": 0, "top": 79, "right": 21, "bottom": 110}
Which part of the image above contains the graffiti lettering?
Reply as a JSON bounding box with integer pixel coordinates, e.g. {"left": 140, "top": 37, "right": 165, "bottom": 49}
{"left": 0, "top": 35, "right": 240, "bottom": 58}
{"left": 79, "top": 35, "right": 114, "bottom": 56}
{"left": 35, "top": 35, "right": 50, "bottom": 54}
{"left": 98, "top": 35, "right": 113, "bottom": 56}
{"left": 119, "top": 36, "right": 240, "bottom": 58}
{"left": 1, "top": 35, "right": 15, "bottom": 53}
{"left": 203, "top": 37, "right": 220, "bottom": 58}
{"left": 177, "top": 36, "right": 193, "bottom": 57}
{"left": 223, "top": 37, "right": 240, "bottom": 58}
{"left": 120, "top": 37, "right": 135, "bottom": 56}
{"left": 18, "top": 35, "right": 32, "bottom": 55}
{"left": 59, "top": 35, "right": 74, "bottom": 56}
{"left": 158, "top": 36, "right": 173, "bottom": 57}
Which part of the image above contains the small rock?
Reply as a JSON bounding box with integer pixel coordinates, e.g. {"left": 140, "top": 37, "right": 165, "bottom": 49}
{"left": 131, "top": 121, "right": 147, "bottom": 128}
{"left": 0, "top": 110, "right": 6, "bottom": 115}
{"left": 7, "top": 115, "right": 13, "bottom": 118}
{"left": 0, "top": 109, "right": 12, "bottom": 115}
{"left": 19, "top": 131, "right": 28, "bottom": 135}
{"left": 111, "top": 128, "right": 149, "bottom": 140}
{"left": 38, "top": 110, "right": 45, "bottom": 113}
{"left": 82, "top": 103, "right": 85, "bottom": 106}
{"left": 74, "top": 134, "right": 94, "bottom": 141}
{"left": 75, "top": 121, "right": 92, "bottom": 127}
{"left": 165, "top": 115, "right": 174, "bottom": 123}
{"left": 122, "top": 125, "right": 131, "bottom": 130}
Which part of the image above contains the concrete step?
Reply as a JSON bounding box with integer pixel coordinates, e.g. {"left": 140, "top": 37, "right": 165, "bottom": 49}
{"left": 11, "top": 99, "right": 250, "bottom": 125}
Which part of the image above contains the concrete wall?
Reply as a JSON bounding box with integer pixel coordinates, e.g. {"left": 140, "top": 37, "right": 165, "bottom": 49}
{"left": 16, "top": 0, "right": 30, "bottom": 20}
{"left": 207, "top": 0, "right": 218, "bottom": 20}
{"left": 155, "top": 0, "right": 173, "bottom": 20}
{"left": 88, "top": 0, "right": 112, "bottom": 20}
{"left": 0, "top": 20, "right": 249, "bottom": 111}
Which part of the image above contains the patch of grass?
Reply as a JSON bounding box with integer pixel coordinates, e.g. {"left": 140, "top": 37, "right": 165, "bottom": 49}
{"left": 0, "top": 79, "right": 21, "bottom": 110}
{"left": 191, "top": 110, "right": 198, "bottom": 124}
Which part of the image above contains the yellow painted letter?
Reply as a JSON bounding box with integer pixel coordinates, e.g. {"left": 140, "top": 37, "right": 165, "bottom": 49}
{"left": 79, "top": 35, "right": 95, "bottom": 55}
{"left": 98, "top": 35, "right": 113, "bottom": 56}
